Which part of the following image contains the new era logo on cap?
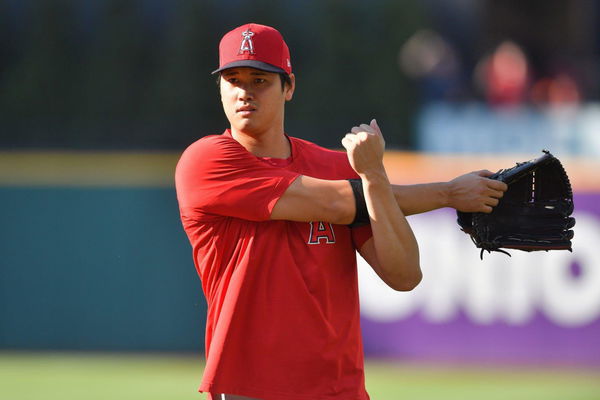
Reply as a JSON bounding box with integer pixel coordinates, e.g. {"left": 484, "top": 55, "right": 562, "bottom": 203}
{"left": 213, "top": 23, "right": 292, "bottom": 75}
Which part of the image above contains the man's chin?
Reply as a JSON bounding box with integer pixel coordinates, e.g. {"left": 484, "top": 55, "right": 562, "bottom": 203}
{"left": 233, "top": 120, "right": 259, "bottom": 134}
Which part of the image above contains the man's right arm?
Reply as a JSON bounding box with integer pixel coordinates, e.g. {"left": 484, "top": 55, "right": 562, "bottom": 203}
{"left": 270, "top": 176, "right": 356, "bottom": 224}
{"left": 270, "top": 171, "right": 507, "bottom": 223}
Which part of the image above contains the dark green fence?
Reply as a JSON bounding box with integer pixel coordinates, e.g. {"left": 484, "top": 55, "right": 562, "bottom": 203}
{"left": 0, "top": 186, "right": 206, "bottom": 351}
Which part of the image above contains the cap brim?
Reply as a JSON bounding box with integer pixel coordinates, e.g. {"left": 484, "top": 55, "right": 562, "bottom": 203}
{"left": 212, "top": 60, "right": 287, "bottom": 75}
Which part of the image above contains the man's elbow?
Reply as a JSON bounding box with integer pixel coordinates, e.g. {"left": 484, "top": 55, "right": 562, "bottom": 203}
{"left": 388, "top": 266, "right": 422, "bottom": 292}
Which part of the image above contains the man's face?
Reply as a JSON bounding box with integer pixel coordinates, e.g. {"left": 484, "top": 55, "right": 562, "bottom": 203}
{"left": 220, "top": 67, "right": 294, "bottom": 137}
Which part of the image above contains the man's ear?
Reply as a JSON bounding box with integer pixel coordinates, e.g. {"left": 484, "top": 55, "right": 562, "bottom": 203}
{"left": 285, "top": 73, "right": 296, "bottom": 101}
{"left": 217, "top": 75, "right": 223, "bottom": 98}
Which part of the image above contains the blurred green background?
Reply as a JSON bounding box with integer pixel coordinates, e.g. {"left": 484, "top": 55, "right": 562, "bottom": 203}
{"left": 1, "top": 0, "right": 600, "bottom": 399}
{"left": 0, "top": 0, "right": 427, "bottom": 149}
{"left": 2, "top": 0, "right": 597, "bottom": 151}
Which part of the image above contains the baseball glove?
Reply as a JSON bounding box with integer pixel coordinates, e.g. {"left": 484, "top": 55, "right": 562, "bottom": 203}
{"left": 457, "top": 150, "right": 575, "bottom": 259}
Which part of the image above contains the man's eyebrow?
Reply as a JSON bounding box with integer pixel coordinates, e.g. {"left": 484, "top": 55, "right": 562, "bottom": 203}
{"left": 250, "top": 71, "right": 267, "bottom": 75}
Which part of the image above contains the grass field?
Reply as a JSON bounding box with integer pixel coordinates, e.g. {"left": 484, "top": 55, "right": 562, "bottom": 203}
{"left": 1, "top": 352, "right": 599, "bottom": 400}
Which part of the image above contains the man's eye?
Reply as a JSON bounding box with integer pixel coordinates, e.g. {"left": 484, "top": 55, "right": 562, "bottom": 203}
{"left": 255, "top": 78, "right": 266, "bottom": 84}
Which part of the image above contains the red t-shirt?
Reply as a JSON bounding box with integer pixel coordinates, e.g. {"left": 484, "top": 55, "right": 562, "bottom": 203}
{"left": 175, "top": 130, "right": 372, "bottom": 400}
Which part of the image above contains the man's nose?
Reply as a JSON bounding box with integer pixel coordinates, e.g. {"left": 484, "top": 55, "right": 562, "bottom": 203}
{"left": 236, "top": 84, "right": 254, "bottom": 101}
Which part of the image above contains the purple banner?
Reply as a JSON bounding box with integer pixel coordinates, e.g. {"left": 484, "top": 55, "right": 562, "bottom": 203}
{"left": 359, "top": 193, "right": 600, "bottom": 365}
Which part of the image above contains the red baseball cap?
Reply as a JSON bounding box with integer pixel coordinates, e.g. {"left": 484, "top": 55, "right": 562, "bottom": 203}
{"left": 212, "top": 23, "right": 292, "bottom": 75}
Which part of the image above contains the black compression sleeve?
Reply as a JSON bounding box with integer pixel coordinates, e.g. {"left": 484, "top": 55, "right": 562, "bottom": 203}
{"left": 348, "top": 179, "right": 370, "bottom": 227}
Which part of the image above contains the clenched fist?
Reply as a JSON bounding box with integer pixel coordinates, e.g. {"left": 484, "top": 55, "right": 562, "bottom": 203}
{"left": 342, "top": 119, "right": 386, "bottom": 177}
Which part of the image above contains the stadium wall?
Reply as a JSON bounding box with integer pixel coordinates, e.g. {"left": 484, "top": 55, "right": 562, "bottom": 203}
{"left": 0, "top": 152, "right": 205, "bottom": 351}
{"left": 0, "top": 151, "right": 598, "bottom": 365}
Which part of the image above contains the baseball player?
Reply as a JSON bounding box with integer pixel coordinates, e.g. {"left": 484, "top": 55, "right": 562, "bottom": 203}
{"left": 175, "top": 23, "right": 506, "bottom": 400}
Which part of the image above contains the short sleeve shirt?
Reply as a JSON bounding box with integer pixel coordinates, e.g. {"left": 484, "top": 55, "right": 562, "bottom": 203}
{"left": 176, "top": 130, "right": 372, "bottom": 400}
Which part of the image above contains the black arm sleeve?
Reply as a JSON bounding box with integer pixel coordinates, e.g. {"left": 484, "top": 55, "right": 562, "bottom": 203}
{"left": 348, "top": 179, "right": 370, "bottom": 227}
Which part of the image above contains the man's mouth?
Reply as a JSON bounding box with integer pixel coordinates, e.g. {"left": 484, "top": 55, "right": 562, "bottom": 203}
{"left": 237, "top": 105, "right": 256, "bottom": 114}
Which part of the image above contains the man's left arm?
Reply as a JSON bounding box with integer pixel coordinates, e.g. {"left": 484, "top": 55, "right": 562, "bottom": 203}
{"left": 342, "top": 120, "right": 421, "bottom": 292}
{"left": 390, "top": 172, "right": 508, "bottom": 216}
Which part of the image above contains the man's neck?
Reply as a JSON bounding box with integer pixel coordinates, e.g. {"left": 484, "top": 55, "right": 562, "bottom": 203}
{"left": 230, "top": 128, "right": 291, "bottom": 159}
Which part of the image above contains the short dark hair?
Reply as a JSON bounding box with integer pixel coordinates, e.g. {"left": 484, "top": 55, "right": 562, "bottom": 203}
{"left": 278, "top": 73, "right": 292, "bottom": 90}
{"left": 217, "top": 72, "right": 291, "bottom": 91}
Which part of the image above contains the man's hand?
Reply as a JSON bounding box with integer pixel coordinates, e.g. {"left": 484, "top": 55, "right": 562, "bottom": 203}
{"left": 447, "top": 170, "right": 508, "bottom": 213}
{"left": 341, "top": 119, "right": 385, "bottom": 177}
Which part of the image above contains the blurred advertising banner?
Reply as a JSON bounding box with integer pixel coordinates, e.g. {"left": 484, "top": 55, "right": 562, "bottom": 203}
{"left": 417, "top": 103, "right": 600, "bottom": 158}
{"left": 359, "top": 153, "right": 600, "bottom": 365}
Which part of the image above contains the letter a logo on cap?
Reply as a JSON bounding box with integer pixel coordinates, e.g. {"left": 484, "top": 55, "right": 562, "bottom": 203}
{"left": 239, "top": 28, "right": 255, "bottom": 54}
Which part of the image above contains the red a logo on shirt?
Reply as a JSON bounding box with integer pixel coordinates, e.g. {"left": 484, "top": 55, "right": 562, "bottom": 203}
{"left": 307, "top": 221, "right": 336, "bottom": 244}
